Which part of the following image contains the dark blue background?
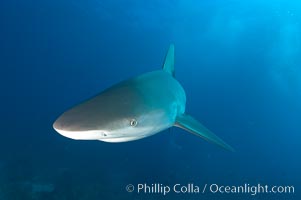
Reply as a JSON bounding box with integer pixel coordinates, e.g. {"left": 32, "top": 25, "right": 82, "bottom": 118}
{"left": 0, "top": 0, "right": 300, "bottom": 199}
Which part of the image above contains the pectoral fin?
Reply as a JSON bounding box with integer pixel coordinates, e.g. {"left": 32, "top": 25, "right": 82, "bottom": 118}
{"left": 175, "top": 114, "right": 234, "bottom": 152}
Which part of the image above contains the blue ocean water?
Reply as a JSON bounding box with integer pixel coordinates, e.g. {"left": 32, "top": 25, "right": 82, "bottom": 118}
{"left": 0, "top": 0, "right": 300, "bottom": 199}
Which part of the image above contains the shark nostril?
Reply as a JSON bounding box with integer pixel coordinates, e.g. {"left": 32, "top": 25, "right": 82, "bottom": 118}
{"left": 102, "top": 133, "right": 107, "bottom": 137}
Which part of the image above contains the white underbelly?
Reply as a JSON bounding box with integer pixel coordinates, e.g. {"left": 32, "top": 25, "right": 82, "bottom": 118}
{"left": 99, "top": 122, "right": 172, "bottom": 142}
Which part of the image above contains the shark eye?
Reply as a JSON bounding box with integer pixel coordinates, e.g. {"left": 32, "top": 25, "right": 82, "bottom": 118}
{"left": 130, "top": 119, "right": 138, "bottom": 127}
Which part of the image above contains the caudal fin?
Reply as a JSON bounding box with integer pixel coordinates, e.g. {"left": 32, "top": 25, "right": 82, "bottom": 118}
{"left": 175, "top": 114, "right": 235, "bottom": 152}
{"left": 162, "top": 44, "right": 175, "bottom": 77}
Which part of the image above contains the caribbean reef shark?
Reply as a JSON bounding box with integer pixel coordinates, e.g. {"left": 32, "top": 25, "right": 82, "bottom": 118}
{"left": 53, "top": 44, "right": 234, "bottom": 151}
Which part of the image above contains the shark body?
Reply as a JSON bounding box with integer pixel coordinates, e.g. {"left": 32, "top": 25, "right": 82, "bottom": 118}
{"left": 53, "top": 44, "right": 234, "bottom": 151}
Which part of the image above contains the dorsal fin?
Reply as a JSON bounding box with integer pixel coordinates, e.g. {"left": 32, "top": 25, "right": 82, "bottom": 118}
{"left": 162, "top": 44, "right": 175, "bottom": 77}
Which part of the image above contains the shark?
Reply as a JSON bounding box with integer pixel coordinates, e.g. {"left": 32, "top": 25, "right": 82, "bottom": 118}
{"left": 53, "top": 44, "right": 234, "bottom": 151}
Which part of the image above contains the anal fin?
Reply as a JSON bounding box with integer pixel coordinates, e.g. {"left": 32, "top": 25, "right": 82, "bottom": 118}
{"left": 175, "top": 114, "right": 234, "bottom": 152}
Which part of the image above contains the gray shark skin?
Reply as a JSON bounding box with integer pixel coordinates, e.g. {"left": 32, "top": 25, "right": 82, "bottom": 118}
{"left": 53, "top": 44, "right": 234, "bottom": 151}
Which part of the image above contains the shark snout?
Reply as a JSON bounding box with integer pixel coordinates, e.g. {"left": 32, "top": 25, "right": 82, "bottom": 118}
{"left": 53, "top": 117, "right": 106, "bottom": 140}
{"left": 53, "top": 117, "right": 64, "bottom": 132}
{"left": 53, "top": 118, "right": 75, "bottom": 139}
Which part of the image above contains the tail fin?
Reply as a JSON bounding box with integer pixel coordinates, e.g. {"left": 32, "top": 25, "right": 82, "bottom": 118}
{"left": 175, "top": 114, "right": 235, "bottom": 152}
{"left": 162, "top": 44, "right": 175, "bottom": 77}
